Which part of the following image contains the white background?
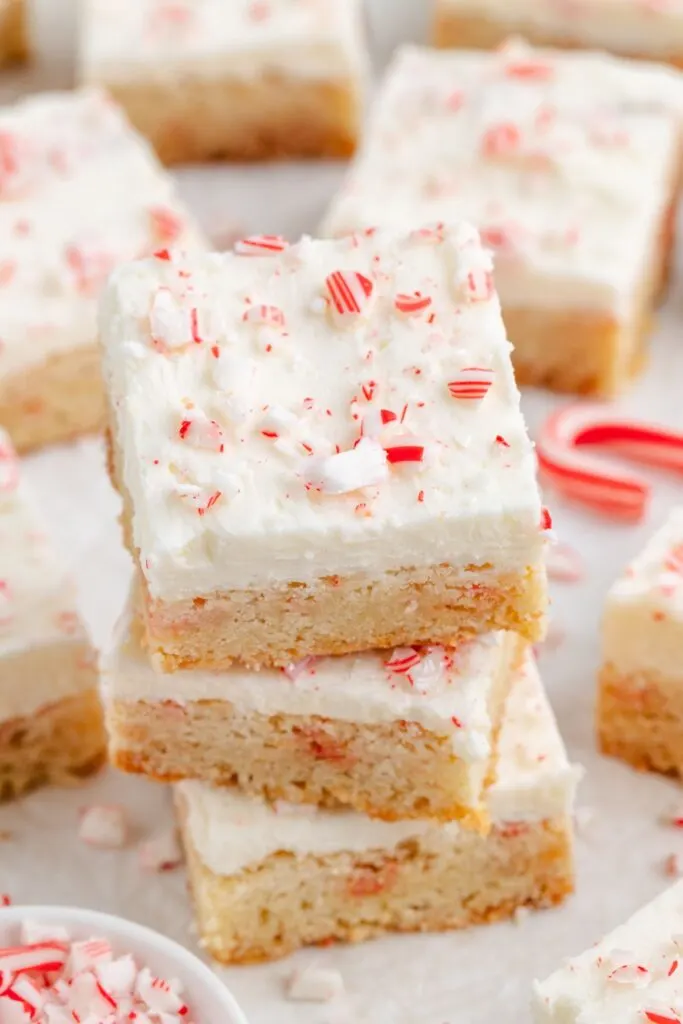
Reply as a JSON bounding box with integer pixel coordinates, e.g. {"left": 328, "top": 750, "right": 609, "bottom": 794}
{"left": 2, "top": 2, "right": 683, "bottom": 1022}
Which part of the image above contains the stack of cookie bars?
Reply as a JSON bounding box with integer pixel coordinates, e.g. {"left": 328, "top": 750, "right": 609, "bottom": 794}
{"left": 99, "top": 223, "right": 577, "bottom": 963}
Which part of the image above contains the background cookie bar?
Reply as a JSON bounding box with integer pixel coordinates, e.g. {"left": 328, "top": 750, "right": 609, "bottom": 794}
{"left": 0, "top": 0, "right": 27, "bottom": 65}
{"left": 79, "top": 0, "right": 367, "bottom": 164}
{"left": 0, "top": 431, "right": 105, "bottom": 801}
{"left": 534, "top": 879, "right": 683, "bottom": 1024}
{"left": 176, "top": 655, "right": 577, "bottom": 964}
{"left": 100, "top": 225, "right": 547, "bottom": 671}
{"left": 104, "top": 599, "right": 523, "bottom": 825}
{"left": 598, "top": 506, "right": 683, "bottom": 779}
{"left": 434, "top": 0, "right": 683, "bottom": 69}
{"left": 0, "top": 89, "right": 206, "bottom": 453}
{"left": 323, "top": 44, "right": 683, "bottom": 396}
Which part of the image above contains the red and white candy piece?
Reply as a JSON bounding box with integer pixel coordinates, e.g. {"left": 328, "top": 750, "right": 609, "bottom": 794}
{"left": 234, "top": 234, "right": 289, "bottom": 255}
{"left": 394, "top": 291, "right": 432, "bottom": 317}
{"left": 242, "top": 304, "right": 286, "bottom": 328}
{"left": 384, "top": 441, "right": 425, "bottom": 465}
{"left": 537, "top": 405, "right": 683, "bottom": 522}
{"left": 138, "top": 829, "right": 183, "bottom": 872}
{"left": 305, "top": 438, "right": 388, "bottom": 495}
{"left": 283, "top": 656, "right": 317, "bottom": 682}
{"left": 447, "top": 368, "right": 495, "bottom": 401}
{"left": 546, "top": 543, "right": 583, "bottom": 583}
{"left": 77, "top": 805, "right": 128, "bottom": 849}
{"left": 384, "top": 647, "right": 421, "bottom": 675}
{"left": 149, "top": 205, "right": 184, "bottom": 244}
{"left": 178, "top": 413, "right": 225, "bottom": 452}
{"left": 324, "top": 270, "right": 374, "bottom": 324}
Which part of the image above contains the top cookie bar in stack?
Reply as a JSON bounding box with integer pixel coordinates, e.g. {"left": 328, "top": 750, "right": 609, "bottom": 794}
{"left": 99, "top": 224, "right": 548, "bottom": 671}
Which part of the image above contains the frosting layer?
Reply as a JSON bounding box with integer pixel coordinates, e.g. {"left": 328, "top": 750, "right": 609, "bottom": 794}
{"left": 441, "top": 0, "right": 683, "bottom": 59}
{"left": 99, "top": 225, "right": 544, "bottom": 598}
{"left": 603, "top": 506, "right": 683, "bottom": 677}
{"left": 0, "top": 429, "right": 94, "bottom": 721}
{"left": 323, "top": 43, "right": 683, "bottom": 317}
{"left": 0, "top": 89, "right": 205, "bottom": 378}
{"left": 178, "top": 655, "right": 578, "bottom": 875}
{"left": 104, "top": 597, "right": 519, "bottom": 759}
{"left": 80, "top": 0, "right": 367, "bottom": 83}
{"left": 534, "top": 879, "right": 683, "bottom": 1024}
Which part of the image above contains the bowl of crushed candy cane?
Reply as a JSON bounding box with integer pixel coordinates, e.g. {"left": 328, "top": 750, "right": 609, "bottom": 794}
{"left": 0, "top": 905, "right": 249, "bottom": 1023}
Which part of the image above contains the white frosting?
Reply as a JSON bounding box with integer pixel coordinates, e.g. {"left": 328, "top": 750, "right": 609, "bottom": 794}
{"left": 0, "top": 429, "right": 94, "bottom": 721}
{"left": 441, "top": 0, "right": 683, "bottom": 59}
{"left": 323, "top": 43, "right": 683, "bottom": 318}
{"left": 178, "top": 655, "right": 578, "bottom": 875}
{"left": 99, "top": 225, "right": 544, "bottom": 599}
{"left": 80, "top": 0, "right": 367, "bottom": 83}
{"left": 104, "top": 595, "right": 519, "bottom": 760}
{"left": 0, "top": 89, "right": 205, "bottom": 379}
{"left": 603, "top": 506, "right": 683, "bottom": 677}
{"left": 534, "top": 879, "right": 683, "bottom": 1024}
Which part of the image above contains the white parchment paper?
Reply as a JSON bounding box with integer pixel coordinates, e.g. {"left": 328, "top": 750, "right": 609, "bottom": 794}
{"left": 2, "top": 3, "right": 683, "bottom": 1022}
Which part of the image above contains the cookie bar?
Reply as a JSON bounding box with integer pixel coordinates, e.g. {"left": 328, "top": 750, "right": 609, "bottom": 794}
{"left": 79, "top": 0, "right": 367, "bottom": 164}
{"left": 534, "top": 879, "right": 683, "bottom": 1024}
{"left": 598, "top": 506, "right": 683, "bottom": 779}
{"left": 104, "top": 592, "right": 523, "bottom": 825}
{"left": 0, "top": 430, "right": 106, "bottom": 801}
{"left": 100, "top": 225, "right": 548, "bottom": 671}
{"left": 0, "top": 0, "right": 27, "bottom": 65}
{"left": 323, "top": 43, "right": 683, "bottom": 396}
{"left": 0, "top": 89, "right": 206, "bottom": 452}
{"left": 176, "top": 654, "right": 577, "bottom": 964}
{"left": 434, "top": 0, "right": 683, "bottom": 68}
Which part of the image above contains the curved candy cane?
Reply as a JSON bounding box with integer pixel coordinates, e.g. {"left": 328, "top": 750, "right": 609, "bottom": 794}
{"left": 537, "top": 405, "right": 683, "bottom": 522}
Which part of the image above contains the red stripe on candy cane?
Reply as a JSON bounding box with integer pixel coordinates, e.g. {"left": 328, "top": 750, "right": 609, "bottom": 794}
{"left": 537, "top": 405, "right": 683, "bottom": 522}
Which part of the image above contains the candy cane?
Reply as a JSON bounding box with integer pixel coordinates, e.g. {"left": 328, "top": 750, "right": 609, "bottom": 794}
{"left": 537, "top": 405, "right": 683, "bottom": 522}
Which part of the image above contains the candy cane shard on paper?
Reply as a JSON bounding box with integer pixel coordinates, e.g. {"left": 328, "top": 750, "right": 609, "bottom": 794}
{"left": 78, "top": 0, "right": 369, "bottom": 164}
{"left": 533, "top": 879, "right": 683, "bottom": 1024}
{"left": 322, "top": 41, "right": 683, "bottom": 396}
{"left": 0, "top": 428, "right": 105, "bottom": 803}
{"left": 0, "top": 88, "right": 206, "bottom": 453}
{"left": 175, "top": 655, "right": 578, "bottom": 964}
{"left": 434, "top": 0, "right": 683, "bottom": 69}
{"left": 102, "top": 593, "right": 522, "bottom": 827}
{"left": 537, "top": 405, "right": 683, "bottom": 522}
{"left": 99, "top": 224, "right": 547, "bottom": 672}
{"left": 598, "top": 506, "right": 683, "bottom": 780}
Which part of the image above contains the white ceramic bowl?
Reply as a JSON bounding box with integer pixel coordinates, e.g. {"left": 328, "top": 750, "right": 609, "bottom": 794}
{"left": 0, "top": 905, "right": 249, "bottom": 1024}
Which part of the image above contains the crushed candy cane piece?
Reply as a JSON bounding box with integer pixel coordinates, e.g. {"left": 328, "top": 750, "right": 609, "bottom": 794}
{"left": 178, "top": 414, "right": 224, "bottom": 452}
{"left": 286, "top": 966, "right": 345, "bottom": 1003}
{"left": 234, "top": 234, "right": 289, "bottom": 255}
{"left": 447, "top": 368, "right": 494, "bottom": 401}
{"left": 305, "top": 438, "right": 388, "bottom": 495}
{"left": 78, "top": 805, "right": 128, "bottom": 849}
{"left": 138, "top": 829, "right": 183, "bottom": 872}
{"left": 325, "top": 270, "right": 374, "bottom": 323}
{"left": 546, "top": 543, "right": 583, "bottom": 583}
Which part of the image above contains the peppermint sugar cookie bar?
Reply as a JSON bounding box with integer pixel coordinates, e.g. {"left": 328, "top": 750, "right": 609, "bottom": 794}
{"left": 176, "top": 655, "right": 577, "bottom": 964}
{"left": 79, "top": 0, "right": 367, "bottom": 164}
{"left": 0, "top": 89, "right": 205, "bottom": 453}
{"left": 434, "top": 0, "right": 683, "bottom": 68}
{"left": 534, "top": 879, "right": 683, "bottom": 1024}
{"left": 104, "top": 597, "right": 522, "bottom": 825}
{"left": 0, "top": 431, "right": 105, "bottom": 801}
{"left": 0, "top": 0, "right": 27, "bottom": 65}
{"left": 599, "top": 507, "right": 683, "bottom": 779}
{"left": 100, "top": 225, "right": 548, "bottom": 671}
{"left": 323, "top": 44, "right": 683, "bottom": 396}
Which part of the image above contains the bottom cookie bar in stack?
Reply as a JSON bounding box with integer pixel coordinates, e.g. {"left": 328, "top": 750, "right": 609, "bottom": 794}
{"left": 0, "top": 430, "right": 105, "bottom": 801}
{"left": 175, "top": 655, "right": 578, "bottom": 964}
{"left": 599, "top": 506, "right": 683, "bottom": 778}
